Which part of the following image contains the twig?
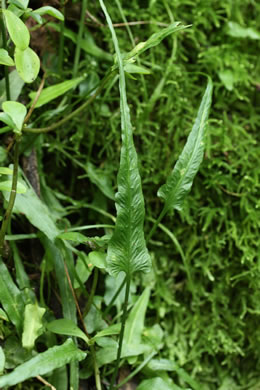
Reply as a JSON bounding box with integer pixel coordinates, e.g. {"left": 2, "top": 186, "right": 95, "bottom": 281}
{"left": 24, "top": 73, "right": 46, "bottom": 124}
{"left": 36, "top": 375, "right": 56, "bottom": 390}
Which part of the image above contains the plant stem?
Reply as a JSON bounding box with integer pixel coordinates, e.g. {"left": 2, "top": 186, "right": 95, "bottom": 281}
{"left": 103, "top": 275, "right": 127, "bottom": 318}
{"left": 83, "top": 267, "right": 99, "bottom": 317}
{"left": 0, "top": 137, "right": 20, "bottom": 256}
{"left": 72, "top": 0, "right": 87, "bottom": 78}
{"left": 109, "top": 274, "right": 131, "bottom": 390}
{"left": 146, "top": 206, "right": 167, "bottom": 244}
{"left": 114, "top": 351, "right": 156, "bottom": 389}
{"left": 58, "top": 0, "right": 65, "bottom": 74}
{"left": 23, "top": 71, "right": 115, "bottom": 134}
{"left": 91, "top": 344, "right": 102, "bottom": 390}
{"left": 0, "top": 3, "right": 10, "bottom": 100}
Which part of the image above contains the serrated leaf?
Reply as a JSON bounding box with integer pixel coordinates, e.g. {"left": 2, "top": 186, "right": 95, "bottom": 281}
{"left": 14, "top": 47, "right": 40, "bottom": 83}
{"left": 46, "top": 319, "right": 89, "bottom": 344}
{"left": 100, "top": 0, "right": 151, "bottom": 276}
{"left": 2, "top": 101, "right": 27, "bottom": 131}
{"left": 0, "top": 180, "right": 27, "bottom": 193}
{"left": 0, "top": 258, "right": 24, "bottom": 334}
{"left": 158, "top": 79, "right": 213, "bottom": 213}
{"left": 3, "top": 10, "right": 30, "bottom": 50}
{"left": 29, "top": 77, "right": 83, "bottom": 107}
{"left": 22, "top": 303, "right": 46, "bottom": 350}
{"left": 0, "top": 49, "right": 15, "bottom": 66}
{"left": 0, "top": 339, "right": 86, "bottom": 388}
{"left": 33, "top": 6, "right": 64, "bottom": 21}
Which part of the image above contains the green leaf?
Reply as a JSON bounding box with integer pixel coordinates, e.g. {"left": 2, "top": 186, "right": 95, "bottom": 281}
{"left": 2, "top": 178, "right": 60, "bottom": 241}
{"left": 33, "top": 6, "right": 64, "bottom": 21}
{"left": 124, "top": 22, "right": 190, "bottom": 62}
{"left": 29, "top": 77, "right": 83, "bottom": 108}
{"left": 136, "top": 377, "right": 183, "bottom": 390}
{"left": 122, "top": 287, "right": 150, "bottom": 356}
{"left": 124, "top": 63, "right": 151, "bottom": 75}
{"left": 3, "top": 10, "right": 30, "bottom": 50}
{"left": 87, "top": 162, "right": 115, "bottom": 200}
{"left": 158, "top": 79, "right": 213, "bottom": 213}
{"left": 89, "top": 251, "right": 107, "bottom": 269}
{"left": 2, "top": 101, "right": 27, "bottom": 131}
{"left": 0, "top": 308, "right": 9, "bottom": 321}
{"left": 46, "top": 319, "right": 89, "bottom": 344}
{"left": 91, "top": 324, "right": 121, "bottom": 342}
{"left": 0, "top": 258, "right": 24, "bottom": 334}
{"left": 22, "top": 303, "right": 46, "bottom": 350}
{"left": 100, "top": 0, "right": 151, "bottom": 276}
{"left": 0, "top": 347, "right": 5, "bottom": 375}
{"left": 0, "top": 112, "right": 15, "bottom": 128}
{"left": 0, "top": 70, "right": 25, "bottom": 108}
{"left": 0, "top": 339, "right": 86, "bottom": 388}
{"left": 0, "top": 167, "right": 13, "bottom": 175}
{"left": 58, "top": 231, "right": 88, "bottom": 243}
{"left": 14, "top": 47, "right": 40, "bottom": 83}
{"left": 218, "top": 70, "right": 234, "bottom": 91}
{"left": 227, "top": 21, "right": 260, "bottom": 40}
{"left": 0, "top": 49, "right": 15, "bottom": 66}
{"left": 0, "top": 180, "right": 27, "bottom": 193}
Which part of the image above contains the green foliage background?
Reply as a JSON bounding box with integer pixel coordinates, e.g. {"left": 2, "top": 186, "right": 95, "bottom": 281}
{"left": 0, "top": 0, "right": 260, "bottom": 388}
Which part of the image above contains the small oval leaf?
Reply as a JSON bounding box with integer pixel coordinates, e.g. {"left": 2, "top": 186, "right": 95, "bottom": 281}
{"left": 0, "top": 49, "right": 15, "bottom": 66}
{"left": 2, "top": 101, "right": 27, "bottom": 131}
{"left": 46, "top": 319, "right": 89, "bottom": 344}
{"left": 14, "top": 47, "right": 40, "bottom": 84}
{"left": 0, "top": 112, "right": 16, "bottom": 128}
{"left": 3, "top": 10, "right": 30, "bottom": 50}
{"left": 22, "top": 303, "right": 46, "bottom": 350}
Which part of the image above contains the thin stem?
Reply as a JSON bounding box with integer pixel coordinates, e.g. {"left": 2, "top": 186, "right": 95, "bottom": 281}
{"left": 146, "top": 206, "right": 167, "bottom": 244}
{"left": 91, "top": 344, "right": 102, "bottom": 390}
{"left": 23, "top": 71, "right": 114, "bottom": 134}
{"left": 24, "top": 73, "right": 46, "bottom": 124}
{"left": 103, "top": 275, "right": 127, "bottom": 318}
{"left": 58, "top": 1, "right": 65, "bottom": 74}
{"left": 0, "top": 137, "right": 20, "bottom": 256}
{"left": 109, "top": 274, "right": 131, "bottom": 390}
{"left": 72, "top": 0, "right": 88, "bottom": 78}
{"left": 83, "top": 267, "right": 99, "bottom": 317}
{"left": 114, "top": 351, "right": 156, "bottom": 389}
{"left": 0, "top": 3, "right": 10, "bottom": 100}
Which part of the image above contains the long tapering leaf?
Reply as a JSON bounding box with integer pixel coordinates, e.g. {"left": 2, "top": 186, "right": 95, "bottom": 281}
{"left": 0, "top": 339, "right": 86, "bottom": 388}
{"left": 99, "top": 0, "right": 151, "bottom": 276}
{"left": 158, "top": 79, "right": 213, "bottom": 213}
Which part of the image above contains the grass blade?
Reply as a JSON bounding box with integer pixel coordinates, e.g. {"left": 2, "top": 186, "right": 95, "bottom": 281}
{"left": 158, "top": 79, "right": 213, "bottom": 213}
{"left": 99, "top": 0, "right": 151, "bottom": 276}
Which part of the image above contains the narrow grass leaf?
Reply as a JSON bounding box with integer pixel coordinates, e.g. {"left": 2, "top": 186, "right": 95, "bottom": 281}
{"left": 0, "top": 167, "right": 13, "bottom": 175}
{"left": 99, "top": 0, "right": 151, "bottom": 276}
{"left": 158, "top": 79, "right": 213, "bottom": 213}
{"left": 0, "top": 339, "right": 86, "bottom": 388}
{"left": 124, "top": 22, "right": 190, "bottom": 61}
{"left": 29, "top": 77, "right": 83, "bottom": 108}
{"left": 46, "top": 319, "right": 89, "bottom": 344}
{"left": 0, "top": 346, "right": 5, "bottom": 374}
{"left": 0, "top": 49, "right": 14, "bottom": 66}
{"left": 0, "top": 258, "right": 24, "bottom": 334}
{"left": 14, "top": 47, "right": 40, "bottom": 83}
{"left": 0, "top": 179, "right": 26, "bottom": 193}
{"left": 91, "top": 324, "right": 120, "bottom": 342}
{"left": 3, "top": 10, "right": 30, "bottom": 50}
{"left": 22, "top": 303, "right": 46, "bottom": 350}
